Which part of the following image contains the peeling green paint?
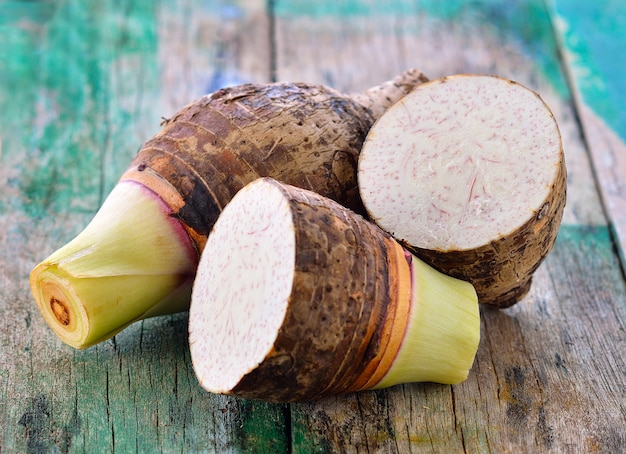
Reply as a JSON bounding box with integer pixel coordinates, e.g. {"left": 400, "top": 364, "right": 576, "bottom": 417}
{"left": 556, "top": 224, "right": 612, "bottom": 252}
{"left": 480, "top": 0, "right": 569, "bottom": 98}
{"left": 0, "top": 0, "right": 160, "bottom": 217}
{"left": 274, "top": 0, "right": 457, "bottom": 19}
{"left": 235, "top": 399, "right": 291, "bottom": 452}
{"left": 551, "top": 0, "right": 626, "bottom": 142}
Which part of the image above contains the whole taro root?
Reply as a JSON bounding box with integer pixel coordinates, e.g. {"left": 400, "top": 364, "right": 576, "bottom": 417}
{"left": 30, "top": 69, "right": 429, "bottom": 349}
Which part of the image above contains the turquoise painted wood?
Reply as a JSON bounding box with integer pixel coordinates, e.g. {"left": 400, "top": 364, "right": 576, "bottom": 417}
{"left": 551, "top": 0, "right": 626, "bottom": 266}
{"left": 1, "top": 0, "right": 624, "bottom": 452}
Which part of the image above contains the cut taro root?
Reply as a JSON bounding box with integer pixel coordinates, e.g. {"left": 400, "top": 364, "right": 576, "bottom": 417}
{"left": 358, "top": 74, "right": 566, "bottom": 308}
{"left": 188, "top": 178, "right": 479, "bottom": 403}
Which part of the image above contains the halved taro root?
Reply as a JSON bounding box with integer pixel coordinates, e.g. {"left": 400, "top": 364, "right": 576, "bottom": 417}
{"left": 358, "top": 74, "right": 566, "bottom": 308}
{"left": 188, "top": 178, "right": 479, "bottom": 403}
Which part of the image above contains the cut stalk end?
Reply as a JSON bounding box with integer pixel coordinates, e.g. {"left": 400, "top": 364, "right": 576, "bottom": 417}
{"left": 30, "top": 181, "right": 197, "bottom": 349}
{"left": 374, "top": 252, "right": 480, "bottom": 388}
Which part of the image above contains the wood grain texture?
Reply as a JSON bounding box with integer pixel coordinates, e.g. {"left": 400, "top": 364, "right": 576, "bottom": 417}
{"left": 1, "top": 0, "right": 625, "bottom": 452}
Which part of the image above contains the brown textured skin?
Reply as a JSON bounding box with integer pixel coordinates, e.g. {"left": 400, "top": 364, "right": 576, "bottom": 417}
{"left": 228, "top": 181, "right": 404, "bottom": 403}
{"left": 119, "top": 70, "right": 427, "bottom": 254}
{"left": 408, "top": 153, "right": 567, "bottom": 308}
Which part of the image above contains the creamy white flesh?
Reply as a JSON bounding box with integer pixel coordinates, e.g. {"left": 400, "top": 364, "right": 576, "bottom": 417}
{"left": 358, "top": 75, "right": 561, "bottom": 251}
{"left": 188, "top": 179, "right": 295, "bottom": 394}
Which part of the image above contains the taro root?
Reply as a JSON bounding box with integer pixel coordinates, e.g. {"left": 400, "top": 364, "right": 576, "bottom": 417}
{"left": 30, "top": 70, "right": 428, "bottom": 348}
{"left": 358, "top": 74, "right": 566, "bottom": 308}
{"left": 188, "top": 178, "right": 479, "bottom": 403}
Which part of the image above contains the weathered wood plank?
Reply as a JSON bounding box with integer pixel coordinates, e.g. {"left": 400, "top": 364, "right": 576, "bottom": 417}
{"left": 0, "top": 1, "right": 286, "bottom": 452}
{"left": 551, "top": 0, "right": 626, "bottom": 267}
{"left": 156, "top": 0, "right": 273, "bottom": 115}
{"left": 274, "top": 0, "right": 626, "bottom": 452}
{"left": 2, "top": 0, "right": 625, "bottom": 452}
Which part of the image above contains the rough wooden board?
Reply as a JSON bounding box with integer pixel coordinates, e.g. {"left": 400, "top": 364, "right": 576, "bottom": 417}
{"left": 1, "top": 0, "right": 625, "bottom": 452}
{"left": 156, "top": 0, "right": 272, "bottom": 115}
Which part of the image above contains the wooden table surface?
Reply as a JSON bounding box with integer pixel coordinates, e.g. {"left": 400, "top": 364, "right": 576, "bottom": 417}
{"left": 1, "top": 1, "right": 625, "bottom": 452}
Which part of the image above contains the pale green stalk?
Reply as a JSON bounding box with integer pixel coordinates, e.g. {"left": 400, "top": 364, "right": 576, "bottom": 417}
{"left": 374, "top": 254, "right": 480, "bottom": 388}
{"left": 30, "top": 181, "right": 197, "bottom": 349}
